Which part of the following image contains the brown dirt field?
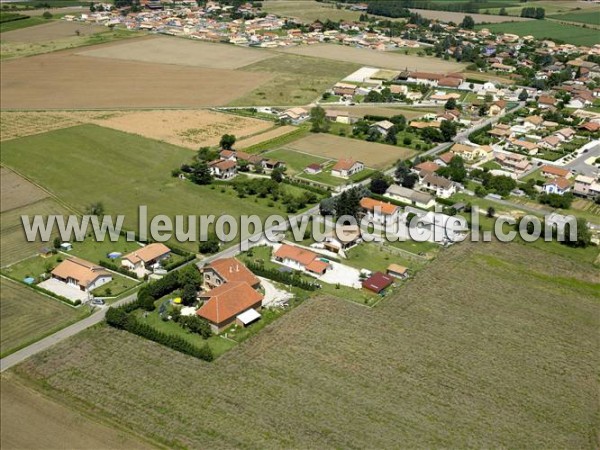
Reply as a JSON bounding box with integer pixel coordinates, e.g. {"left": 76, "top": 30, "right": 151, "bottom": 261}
{"left": 277, "top": 44, "right": 466, "bottom": 73}
{"left": 0, "top": 21, "right": 105, "bottom": 43}
{"left": 83, "top": 110, "right": 274, "bottom": 149}
{"left": 407, "top": 8, "right": 533, "bottom": 23}
{"left": 0, "top": 51, "right": 272, "bottom": 109}
{"left": 0, "top": 376, "right": 153, "bottom": 450}
{"left": 79, "top": 35, "right": 275, "bottom": 69}
{"left": 286, "top": 133, "right": 416, "bottom": 168}
{"left": 0, "top": 167, "right": 49, "bottom": 213}
{"left": 235, "top": 124, "right": 296, "bottom": 149}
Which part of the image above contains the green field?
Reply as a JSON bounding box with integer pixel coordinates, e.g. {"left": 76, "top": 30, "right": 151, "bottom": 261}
{"left": 263, "top": 148, "right": 331, "bottom": 175}
{"left": 476, "top": 20, "right": 600, "bottom": 46}
{"left": 12, "top": 240, "right": 599, "bottom": 448}
{"left": 0, "top": 278, "right": 88, "bottom": 357}
{"left": 230, "top": 54, "right": 361, "bottom": 107}
{"left": 0, "top": 125, "right": 314, "bottom": 252}
{"left": 549, "top": 10, "right": 600, "bottom": 26}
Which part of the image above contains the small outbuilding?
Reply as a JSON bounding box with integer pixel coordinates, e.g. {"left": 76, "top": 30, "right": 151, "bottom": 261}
{"left": 362, "top": 271, "right": 394, "bottom": 294}
{"left": 386, "top": 264, "right": 409, "bottom": 279}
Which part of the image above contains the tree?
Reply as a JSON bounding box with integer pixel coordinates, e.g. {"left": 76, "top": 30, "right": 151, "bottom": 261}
{"left": 52, "top": 236, "right": 61, "bottom": 249}
{"left": 197, "top": 146, "right": 218, "bottom": 161}
{"left": 42, "top": 11, "right": 52, "bottom": 19}
{"left": 440, "top": 120, "right": 457, "bottom": 141}
{"left": 401, "top": 173, "right": 418, "bottom": 189}
{"left": 310, "top": 106, "right": 329, "bottom": 133}
{"left": 486, "top": 206, "right": 495, "bottom": 218}
{"left": 395, "top": 160, "right": 410, "bottom": 183}
{"left": 271, "top": 167, "right": 285, "bottom": 183}
{"left": 444, "top": 97, "right": 457, "bottom": 110}
{"left": 181, "top": 283, "right": 197, "bottom": 306}
{"left": 219, "top": 134, "right": 236, "bottom": 150}
{"left": 85, "top": 202, "right": 104, "bottom": 216}
{"left": 460, "top": 15, "right": 475, "bottom": 29}
{"left": 563, "top": 218, "right": 591, "bottom": 248}
{"left": 384, "top": 125, "right": 398, "bottom": 145}
{"left": 518, "top": 89, "right": 529, "bottom": 101}
{"left": 189, "top": 161, "right": 212, "bottom": 185}
{"left": 437, "top": 156, "right": 466, "bottom": 182}
{"left": 369, "top": 172, "right": 391, "bottom": 194}
{"left": 199, "top": 235, "right": 219, "bottom": 254}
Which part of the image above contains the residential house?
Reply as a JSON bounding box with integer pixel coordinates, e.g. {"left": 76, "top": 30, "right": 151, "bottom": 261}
{"left": 413, "top": 161, "right": 440, "bottom": 175}
{"left": 197, "top": 281, "right": 263, "bottom": 333}
{"left": 435, "top": 151, "right": 454, "bottom": 167}
{"left": 538, "top": 95, "right": 557, "bottom": 109}
{"left": 279, "top": 107, "right": 309, "bottom": 125}
{"left": 494, "top": 152, "right": 532, "bottom": 175}
{"left": 420, "top": 173, "right": 456, "bottom": 198}
{"left": 540, "top": 164, "right": 571, "bottom": 179}
{"left": 201, "top": 257, "right": 260, "bottom": 291}
{"left": 489, "top": 123, "right": 512, "bottom": 138}
{"left": 488, "top": 100, "right": 507, "bottom": 117}
{"left": 51, "top": 257, "right": 112, "bottom": 292}
{"left": 371, "top": 120, "right": 395, "bottom": 136}
{"left": 273, "top": 243, "right": 330, "bottom": 275}
{"left": 523, "top": 115, "right": 544, "bottom": 129}
{"left": 359, "top": 197, "right": 401, "bottom": 223}
{"left": 386, "top": 263, "right": 408, "bottom": 279}
{"left": 208, "top": 159, "right": 237, "bottom": 179}
{"left": 384, "top": 184, "right": 436, "bottom": 209}
{"left": 122, "top": 243, "right": 171, "bottom": 276}
{"left": 543, "top": 177, "right": 572, "bottom": 195}
{"left": 321, "top": 225, "right": 362, "bottom": 254}
{"left": 510, "top": 139, "right": 539, "bottom": 155}
{"left": 333, "top": 82, "right": 357, "bottom": 97}
{"left": 305, "top": 163, "right": 322, "bottom": 175}
{"left": 539, "top": 135, "right": 561, "bottom": 150}
{"left": 331, "top": 158, "right": 364, "bottom": 178}
{"left": 573, "top": 175, "right": 600, "bottom": 198}
{"left": 450, "top": 143, "right": 487, "bottom": 161}
{"left": 556, "top": 127, "right": 576, "bottom": 141}
{"left": 263, "top": 159, "right": 284, "bottom": 172}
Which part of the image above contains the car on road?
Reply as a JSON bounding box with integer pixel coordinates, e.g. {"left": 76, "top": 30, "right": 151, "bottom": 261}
{"left": 91, "top": 298, "right": 105, "bottom": 306}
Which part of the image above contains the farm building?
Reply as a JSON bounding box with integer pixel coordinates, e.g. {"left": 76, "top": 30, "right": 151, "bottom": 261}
{"left": 51, "top": 257, "right": 112, "bottom": 292}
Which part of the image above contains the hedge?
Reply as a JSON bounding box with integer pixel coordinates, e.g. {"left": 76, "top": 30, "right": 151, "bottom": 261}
{"left": 162, "top": 253, "right": 195, "bottom": 272}
{"left": 246, "top": 261, "right": 318, "bottom": 291}
{"left": 106, "top": 306, "right": 213, "bottom": 361}
{"left": 99, "top": 260, "right": 138, "bottom": 278}
{"left": 283, "top": 178, "right": 331, "bottom": 196}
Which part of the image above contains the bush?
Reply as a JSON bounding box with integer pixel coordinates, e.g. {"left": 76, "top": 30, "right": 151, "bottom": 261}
{"left": 246, "top": 261, "right": 318, "bottom": 291}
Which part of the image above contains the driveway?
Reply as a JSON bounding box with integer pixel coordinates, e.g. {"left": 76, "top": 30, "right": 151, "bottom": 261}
{"left": 259, "top": 277, "right": 293, "bottom": 307}
{"left": 318, "top": 261, "right": 362, "bottom": 288}
{"left": 38, "top": 278, "right": 88, "bottom": 302}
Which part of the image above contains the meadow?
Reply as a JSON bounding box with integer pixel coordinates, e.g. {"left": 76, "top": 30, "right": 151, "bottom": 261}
{"left": 0, "top": 125, "right": 319, "bottom": 252}
{"left": 476, "top": 20, "right": 600, "bottom": 46}
{"left": 11, "top": 240, "right": 599, "bottom": 448}
{"left": 229, "top": 53, "right": 362, "bottom": 106}
{"left": 549, "top": 10, "right": 600, "bottom": 26}
{"left": 0, "top": 278, "right": 88, "bottom": 357}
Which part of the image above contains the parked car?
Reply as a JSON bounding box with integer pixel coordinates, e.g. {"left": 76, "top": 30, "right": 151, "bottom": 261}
{"left": 91, "top": 298, "right": 105, "bottom": 306}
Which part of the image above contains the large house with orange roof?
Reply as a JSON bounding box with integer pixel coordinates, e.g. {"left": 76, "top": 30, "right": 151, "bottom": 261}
{"left": 331, "top": 158, "right": 364, "bottom": 178}
{"left": 359, "top": 197, "right": 400, "bottom": 223}
{"left": 201, "top": 257, "right": 260, "bottom": 290}
{"left": 51, "top": 257, "right": 112, "bottom": 292}
{"left": 197, "top": 282, "right": 263, "bottom": 333}
{"left": 273, "top": 243, "right": 330, "bottom": 275}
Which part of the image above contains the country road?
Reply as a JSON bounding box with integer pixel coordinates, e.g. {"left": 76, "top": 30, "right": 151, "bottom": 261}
{"left": 0, "top": 104, "right": 521, "bottom": 372}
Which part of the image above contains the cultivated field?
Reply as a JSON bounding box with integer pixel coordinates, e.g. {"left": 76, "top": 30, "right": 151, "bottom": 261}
{"left": 0, "top": 167, "right": 49, "bottom": 212}
{"left": 230, "top": 53, "right": 361, "bottom": 106}
{"left": 235, "top": 125, "right": 297, "bottom": 149}
{"left": 407, "top": 8, "right": 532, "bottom": 23}
{"left": 477, "top": 20, "right": 600, "bottom": 46}
{"left": 488, "top": 0, "right": 600, "bottom": 17}
{"left": 277, "top": 44, "right": 467, "bottom": 73}
{"left": 285, "top": 133, "right": 416, "bottom": 168}
{"left": 1, "top": 376, "right": 151, "bottom": 449}
{"left": 0, "top": 125, "right": 313, "bottom": 251}
{"left": 1, "top": 20, "right": 105, "bottom": 43}
{"left": 261, "top": 0, "right": 396, "bottom": 22}
{"left": 0, "top": 111, "right": 82, "bottom": 141}
{"left": 0, "top": 50, "right": 271, "bottom": 109}
{"left": 79, "top": 36, "right": 275, "bottom": 69}
{"left": 10, "top": 241, "right": 599, "bottom": 448}
{"left": 322, "top": 105, "right": 434, "bottom": 119}
{"left": 0, "top": 279, "right": 87, "bottom": 357}
{"left": 549, "top": 9, "right": 600, "bottom": 26}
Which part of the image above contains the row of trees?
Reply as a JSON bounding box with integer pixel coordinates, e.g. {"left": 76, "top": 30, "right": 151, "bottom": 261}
{"left": 520, "top": 7, "right": 545, "bottom": 19}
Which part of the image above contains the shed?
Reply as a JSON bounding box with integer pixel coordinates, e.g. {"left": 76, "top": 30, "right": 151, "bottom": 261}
{"left": 362, "top": 272, "right": 394, "bottom": 293}
{"left": 386, "top": 264, "right": 408, "bottom": 279}
{"left": 60, "top": 242, "right": 73, "bottom": 251}
{"left": 236, "top": 308, "right": 261, "bottom": 327}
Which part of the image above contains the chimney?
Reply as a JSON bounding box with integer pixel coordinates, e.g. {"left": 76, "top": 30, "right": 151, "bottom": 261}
{"left": 236, "top": 265, "right": 239, "bottom": 272}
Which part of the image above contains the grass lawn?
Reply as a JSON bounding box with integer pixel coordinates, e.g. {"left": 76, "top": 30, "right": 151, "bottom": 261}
{"left": 0, "top": 125, "right": 311, "bottom": 252}
{"left": 15, "top": 240, "right": 599, "bottom": 448}
{"left": 0, "top": 277, "right": 89, "bottom": 357}
{"left": 67, "top": 236, "right": 143, "bottom": 265}
{"left": 299, "top": 163, "right": 376, "bottom": 187}
{"left": 481, "top": 161, "right": 502, "bottom": 171}
{"left": 520, "top": 168, "right": 546, "bottom": 183}
{"left": 345, "top": 242, "right": 426, "bottom": 274}
{"left": 263, "top": 148, "right": 331, "bottom": 175}
{"left": 387, "top": 239, "right": 440, "bottom": 257}
{"left": 474, "top": 21, "right": 600, "bottom": 46}
{"left": 90, "top": 273, "right": 139, "bottom": 298}
{"left": 230, "top": 53, "right": 361, "bottom": 107}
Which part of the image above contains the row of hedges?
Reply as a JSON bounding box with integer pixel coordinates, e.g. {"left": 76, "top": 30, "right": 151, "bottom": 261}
{"left": 351, "top": 170, "right": 376, "bottom": 184}
{"left": 246, "top": 261, "right": 318, "bottom": 291}
{"left": 163, "top": 254, "right": 196, "bottom": 272}
{"left": 282, "top": 178, "right": 331, "bottom": 196}
{"left": 242, "top": 127, "right": 308, "bottom": 154}
{"left": 106, "top": 305, "right": 213, "bottom": 361}
{"left": 98, "top": 260, "right": 138, "bottom": 279}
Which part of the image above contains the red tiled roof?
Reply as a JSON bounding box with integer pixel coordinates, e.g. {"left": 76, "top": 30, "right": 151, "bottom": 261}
{"left": 541, "top": 165, "right": 570, "bottom": 178}
{"left": 359, "top": 197, "right": 399, "bottom": 216}
{"left": 198, "top": 281, "right": 263, "bottom": 325}
{"left": 274, "top": 244, "right": 318, "bottom": 266}
{"left": 205, "top": 257, "right": 259, "bottom": 287}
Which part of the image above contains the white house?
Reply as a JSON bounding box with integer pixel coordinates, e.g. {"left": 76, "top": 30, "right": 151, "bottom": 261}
{"left": 543, "top": 177, "right": 572, "bottom": 195}
{"left": 371, "top": 120, "right": 395, "bottom": 136}
{"left": 331, "top": 158, "right": 364, "bottom": 178}
{"left": 384, "top": 184, "right": 436, "bottom": 209}
{"left": 122, "top": 243, "right": 171, "bottom": 276}
{"left": 51, "top": 257, "right": 112, "bottom": 292}
{"left": 359, "top": 197, "right": 401, "bottom": 223}
{"left": 419, "top": 173, "right": 457, "bottom": 199}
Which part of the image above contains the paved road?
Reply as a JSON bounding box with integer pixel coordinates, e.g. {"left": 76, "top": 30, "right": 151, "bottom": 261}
{"left": 0, "top": 292, "right": 137, "bottom": 372}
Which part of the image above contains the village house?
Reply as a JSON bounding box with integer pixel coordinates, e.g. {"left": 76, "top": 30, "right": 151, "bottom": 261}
{"left": 279, "top": 107, "right": 309, "bottom": 125}
{"left": 385, "top": 184, "right": 435, "bottom": 209}
{"left": 450, "top": 143, "right": 487, "bottom": 161}
{"left": 197, "top": 281, "right": 263, "bottom": 333}
{"left": 494, "top": 152, "right": 532, "bottom": 175}
{"left": 51, "top": 257, "right": 112, "bottom": 292}
{"left": 488, "top": 100, "right": 507, "bottom": 117}
{"left": 371, "top": 120, "right": 395, "bottom": 136}
{"left": 509, "top": 139, "right": 539, "bottom": 155}
{"left": 573, "top": 175, "right": 600, "bottom": 198}
{"left": 332, "top": 82, "right": 357, "bottom": 97}
{"left": 321, "top": 225, "right": 362, "bottom": 254}
{"left": 305, "top": 163, "right": 322, "bottom": 175}
{"left": 208, "top": 159, "right": 237, "bottom": 179}
{"left": 201, "top": 257, "right": 260, "bottom": 291}
{"left": 543, "top": 177, "right": 572, "bottom": 195}
{"left": 121, "top": 243, "right": 171, "bottom": 276}
{"left": 359, "top": 197, "right": 401, "bottom": 223}
{"left": 435, "top": 151, "right": 455, "bottom": 167}
{"left": 419, "top": 173, "right": 456, "bottom": 199}
{"left": 331, "top": 158, "right": 364, "bottom": 178}
{"left": 540, "top": 164, "right": 571, "bottom": 179}
{"left": 273, "top": 243, "right": 330, "bottom": 275}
